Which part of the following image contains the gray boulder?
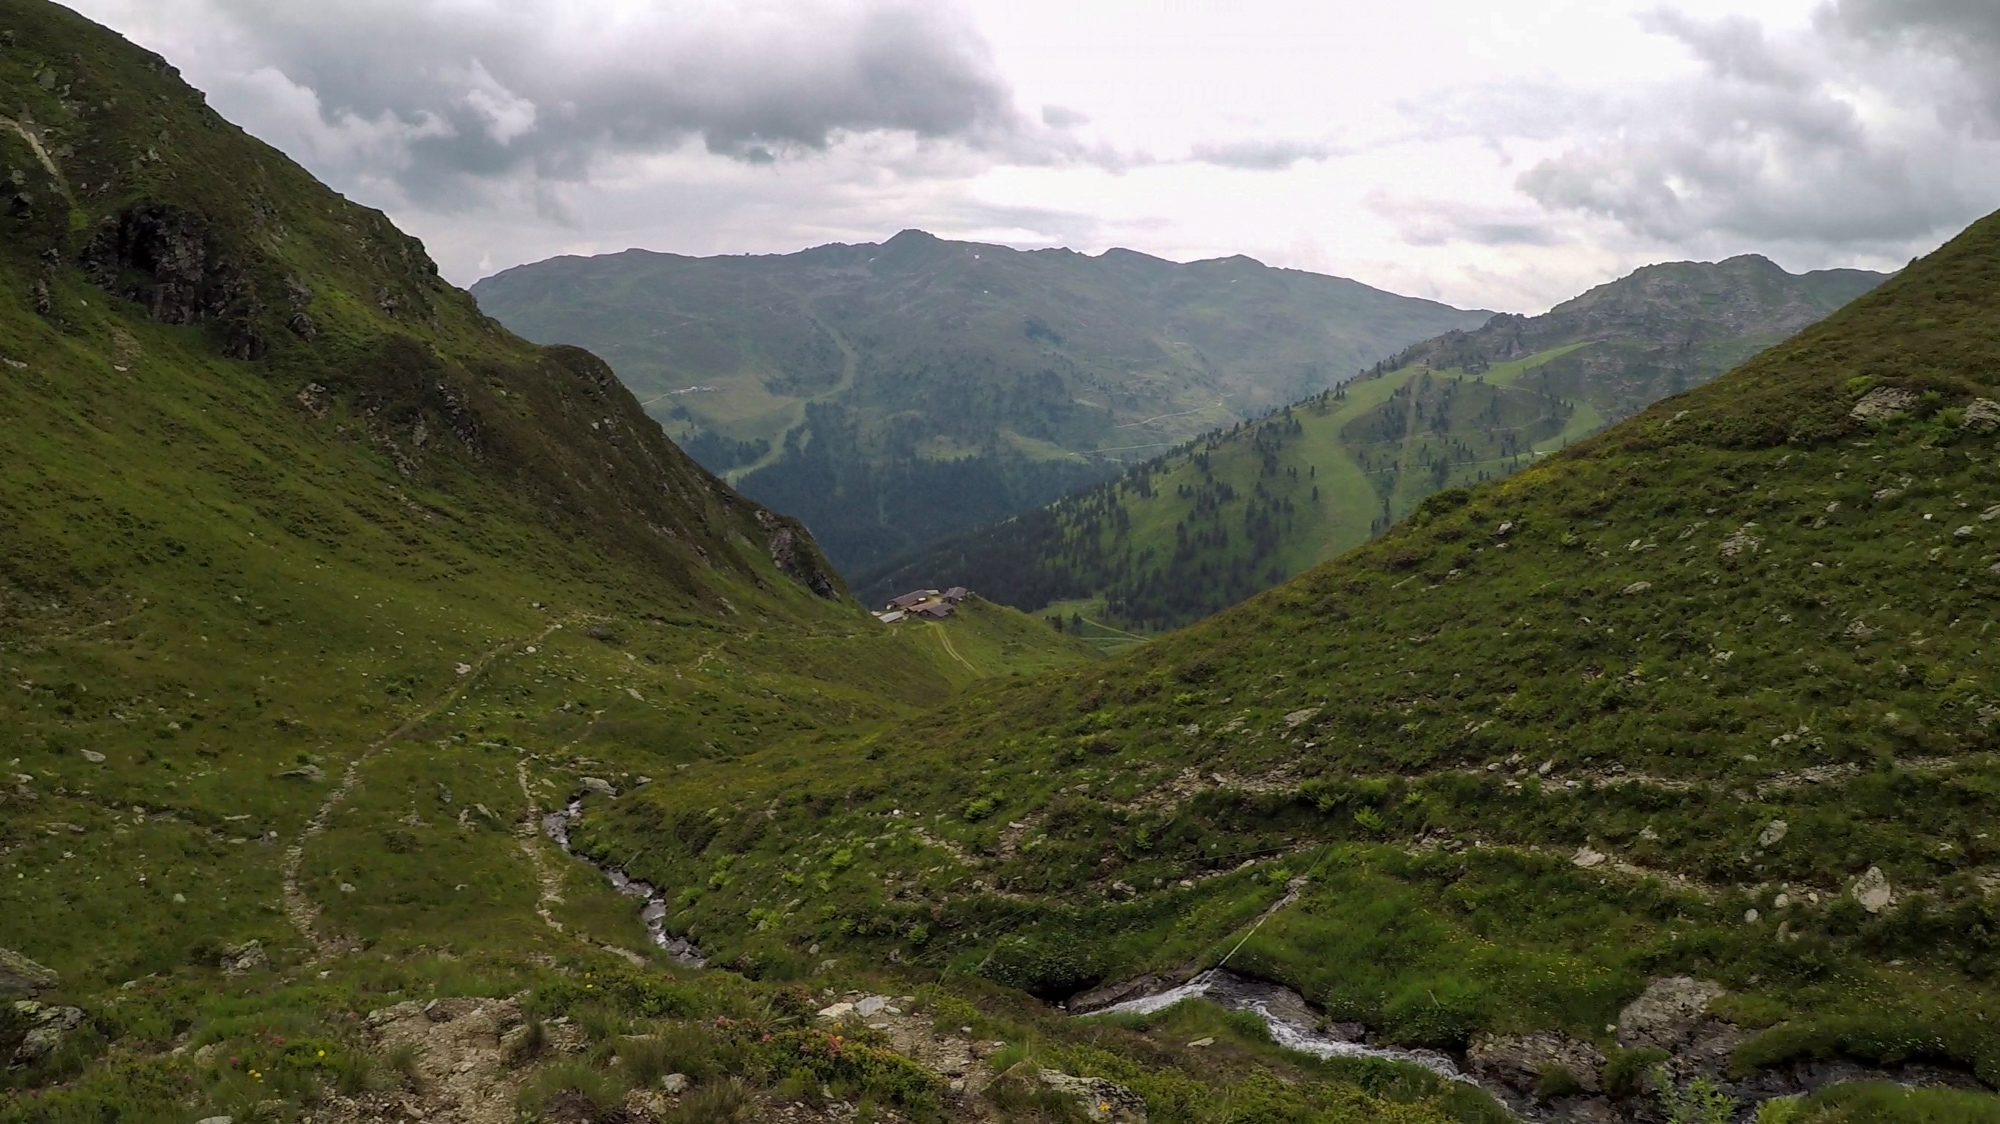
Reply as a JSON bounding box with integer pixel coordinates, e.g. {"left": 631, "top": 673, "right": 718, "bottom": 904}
{"left": 1618, "top": 977, "right": 1726, "bottom": 1050}
{"left": 1851, "top": 866, "right": 1893, "bottom": 913}
{"left": 0, "top": 949, "right": 57, "bottom": 995}
{"left": 13, "top": 1002, "right": 86, "bottom": 1064}
{"left": 1963, "top": 398, "right": 2000, "bottom": 432}
{"left": 579, "top": 777, "right": 617, "bottom": 798}
{"left": 1850, "top": 386, "right": 1919, "bottom": 422}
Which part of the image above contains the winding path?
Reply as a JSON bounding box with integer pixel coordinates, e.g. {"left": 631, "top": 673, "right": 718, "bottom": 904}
{"left": 281, "top": 618, "right": 579, "bottom": 962}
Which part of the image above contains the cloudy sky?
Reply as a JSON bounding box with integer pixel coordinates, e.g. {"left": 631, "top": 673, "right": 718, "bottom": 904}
{"left": 66, "top": 0, "right": 2000, "bottom": 312}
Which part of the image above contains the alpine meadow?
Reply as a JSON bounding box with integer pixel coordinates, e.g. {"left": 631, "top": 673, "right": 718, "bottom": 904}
{"left": 2, "top": 2, "right": 1998, "bottom": 1124}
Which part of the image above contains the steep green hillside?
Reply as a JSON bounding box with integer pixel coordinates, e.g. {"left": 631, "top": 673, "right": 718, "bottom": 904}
{"left": 470, "top": 233, "right": 1492, "bottom": 573}
{"left": 585, "top": 207, "right": 2000, "bottom": 1119}
{"left": 0, "top": 7, "right": 1315, "bottom": 1124}
{"left": 862, "top": 256, "right": 1886, "bottom": 629}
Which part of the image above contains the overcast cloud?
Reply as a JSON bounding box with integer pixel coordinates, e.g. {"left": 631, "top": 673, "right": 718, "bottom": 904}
{"left": 62, "top": 0, "right": 2000, "bottom": 311}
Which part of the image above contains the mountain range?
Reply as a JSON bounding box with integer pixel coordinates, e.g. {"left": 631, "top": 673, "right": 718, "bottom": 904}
{"left": 470, "top": 233, "right": 1493, "bottom": 573}
{"left": 860, "top": 255, "right": 1887, "bottom": 630}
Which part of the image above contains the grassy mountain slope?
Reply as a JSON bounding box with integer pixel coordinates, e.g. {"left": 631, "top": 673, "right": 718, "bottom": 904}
{"left": 860, "top": 256, "right": 1887, "bottom": 629}
{"left": 0, "top": 7, "right": 1362, "bottom": 1124}
{"left": 470, "top": 232, "right": 1493, "bottom": 574}
{"left": 583, "top": 207, "right": 2000, "bottom": 1117}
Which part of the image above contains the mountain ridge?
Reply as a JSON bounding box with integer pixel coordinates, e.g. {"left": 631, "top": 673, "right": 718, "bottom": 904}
{"left": 857, "top": 253, "right": 1887, "bottom": 627}
{"left": 470, "top": 228, "right": 1495, "bottom": 573}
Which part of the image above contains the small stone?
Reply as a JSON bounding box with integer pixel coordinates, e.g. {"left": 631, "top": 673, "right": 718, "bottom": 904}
{"left": 1719, "top": 524, "right": 1763, "bottom": 558}
{"left": 1187, "top": 1037, "right": 1215, "bottom": 1047}
{"left": 854, "top": 996, "right": 890, "bottom": 1017}
{"left": 1621, "top": 581, "right": 1652, "bottom": 595}
{"left": 279, "top": 764, "right": 325, "bottom": 782}
{"left": 1851, "top": 866, "right": 1893, "bottom": 913}
{"left": 1639, "top": 826, "right": 1660, "bottom": 842}
{"left": 1744, "top": 909, "right": 1759, "bottom": 924}
{"left": 197, "top": 1117, "right": 233, "bottom": 1124}
{"left": 1758, "top": 820, "right": 1789, "bottom": 848}
{"left": 579, "top": 777, "right": 616, "bottom": 798}
{"left": 1773, "top": 893, "right": 1790, "bottom": 909}
{"left": 455, "top": 663, "right": 472, "bottom": 676}
{"left": 817, "top": 1002, "right": 854, "bottom": 1020}
{"left": 80, "top": 749, "right": 105, "bottom": 764}
{"left": 1572, "top": 846, "right": 1607, "bottom": 869}
{"left": 1956, "top": 526, "right": 1975, "bottom": 538}
{"left": 339, "top": 882, "right": 356, "bottom": 894}
{"left": 661, "top": 1073, "right": 688, "bottom": 1094}
{"left": 221, "top": 940, "right": 267, "bottom": 975}
{"left": 172, "top": 893, "right": 186, "bottom": 904}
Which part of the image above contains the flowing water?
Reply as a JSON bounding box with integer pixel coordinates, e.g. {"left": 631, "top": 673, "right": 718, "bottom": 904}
{"left": 542, "top": 798, "right": 707, "bottom": 968}
{"left": 1087, "top": 969, "right": 1478, "bottom": 1086}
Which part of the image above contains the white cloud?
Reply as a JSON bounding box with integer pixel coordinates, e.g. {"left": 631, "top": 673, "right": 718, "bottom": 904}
{"left": 60, "top": 0, "right": 2000, "bottom": 310}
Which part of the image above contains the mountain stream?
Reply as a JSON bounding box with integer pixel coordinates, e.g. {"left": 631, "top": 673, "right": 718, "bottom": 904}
{"left": 542, "top": 798, "right": 707, "bottom": 968}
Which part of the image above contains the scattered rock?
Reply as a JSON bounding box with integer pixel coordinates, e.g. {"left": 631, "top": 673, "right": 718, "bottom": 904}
{"left": 80, "top": 749, "right": 105, "bottom": 764}
{"left": 661, "top": 1073, "right": 688, "bottom": 1094}
{"left": 855, "top": 996, "right": 891, "bottom": 1018}
{"left": 196, "top": 1117, "right": 233, "bottom": 1124}
{"left": 1850, "top": 386, "right": 1920, "bottom": 422}
{"left": 1745, "top": 909, "right": 1760, "bottom": 924}
{"left": 1956, "top": 525, "right": 1976, "bottom": 539}
{"left": 578, "top": 777, "right": 616, "bottom": 798}
{"left": 1758, "top": 820, "right": 1789, "bottom": 848}
{"left": 1039, "top": 1069, "right": 1148, "bottom": 1122}
{"left": 817, "top": 1002, "right": 855, "bottom": 1020}
{"left": 1621, "top": 581, "right": 1652, "bottom": 595}
{"left": 1618, "top": 977, "right": 1727, "bottom": 1050}
{"left": 1572, "top": 846, "right": 1608, "bottom": 869}
{"left": 1719, "top": 524, "right": 1763, "bottom": 558}
{"left": 12, "top": 1002, "right": 87, "bottom": 1063}
{"left": 1467, "top": 1031, "right": 1606, "bottom": 1094}
{"left": 1186, "top": 1037, "right": 1214, "bottom": 1048}
{"left": 220, "top": 940, "right": 267, "bottom": 975}
{"left": 279, "top": 764, "right": 325, "bottom": 782}
{"left": 1851, "top": 866, "right": 1893, "bottom": 913}
{"left": 1962, "top": 398, "right": 2000, "bottom": 432}
{"left": 1283, "top": 707, "right": 1321, "bottom": 729}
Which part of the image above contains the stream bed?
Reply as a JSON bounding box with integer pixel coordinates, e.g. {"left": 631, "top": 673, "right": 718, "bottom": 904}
{"left": 1084, "top": 969, "right": 1479, "bottom": 1085}
{"left": 542, "top": 797, "right": 707, "bottom": 968}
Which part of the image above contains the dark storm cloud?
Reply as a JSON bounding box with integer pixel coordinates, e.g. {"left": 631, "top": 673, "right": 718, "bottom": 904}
{"left": 1512, "top": 6, "right": 2000, "bottom": 250}
{"left": 1828, "top": 0, "right": 2000, "bottom": 132}
{"left": 204, "top": 0, "right": 1030, "bottom": 201}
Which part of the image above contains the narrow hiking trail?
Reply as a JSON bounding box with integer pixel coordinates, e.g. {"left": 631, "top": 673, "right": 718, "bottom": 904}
{"left": 282, "top": 617, "right": 583, "bottom": 962}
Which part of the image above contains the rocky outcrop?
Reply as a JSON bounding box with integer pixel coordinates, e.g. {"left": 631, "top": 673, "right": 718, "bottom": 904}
{"left": 1467, "top": 1030, "right": 1606, "bottom": 1094}
{"left": 12, "top": 1001, "right": 86, "bottom": 1063}
{"left": 79, "top": 203, "right": 267, "bottom": 360}
{"left": 1038, "top": 1069, "right": 1148, "bottom": 1123}
{"left": 756, "top": 510, "right": 844, "bottom": 600}
{"left": 1962, "top": 398, "right": 2000, "bottom": 432}
{"left": 0, "top": 948, "right": 56, "bottom": 995}
{"left": 1849, "top": 386, "right": 1919, "bottom": 422}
